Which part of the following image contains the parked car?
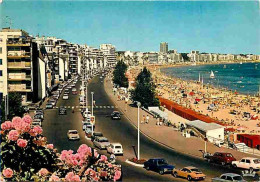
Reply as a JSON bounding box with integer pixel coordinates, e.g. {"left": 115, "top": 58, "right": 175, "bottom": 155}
{"left": 107, "top": 143, "right": 123, "bottom": 155}
{"left": 172, "top": 166, "right": 206, "bottom": 181}
{"left": 63, "top": 94, "right": 69, "bottom": 100}
{"left": 46, "top": 103, "right": 53, "bottom": 109}
{"left": 34, "top": 114, "right": 43, "bottom": 120}
{"left": 32, "top": 120, "right": 41, "bottom": 127}
{"left": 83, "top": 110, "right": 91, "bottom": 118}
{"left": 232, "top": 157, "right": 260, "bottom": 170}
{"left": 144, "top": 158, "right": 175, "bottom": 175}
{"left": 93, "top": 137, "right": 110, "bottom": 149}
{"left": 72, "top": 88, "right": 77, "bottom": 95}
{"left": 59, "top": 107, "right": 67, "bottom": 115}
{"left": 111, "top": 111, "right": 121, "bottom": 120}
{"left": 67, "top": 130, "right": 80, "bottom": 140}
{"left": 35, "top": 109, "right": 44, "bottom": 115}
{"left": 233, "top": 143, "right": 250, "bottom": 152}
{"left": 212, "top": 173, "right": 245, "bottom": 182}
{"left": 91, "top": 132, "right": 103, "bottom": 141}
{"left": 82, "top": 122, "right": 93, "bottom": 131}
{"left": 205, "top": 152, "right": 236, "bottom": 166}
{"left": 49, "top": 99, "right": 57, "bottom": 106}
{"left": 64, "top": 89, "right": 70, "bottom": 94}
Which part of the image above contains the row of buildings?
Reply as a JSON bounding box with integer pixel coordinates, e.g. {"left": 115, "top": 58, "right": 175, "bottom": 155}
{"left": 116, "top": 42, "right": 260, "bottom": 65}
{"left": 0, "top": 28, "right": 116, "bottom": 105}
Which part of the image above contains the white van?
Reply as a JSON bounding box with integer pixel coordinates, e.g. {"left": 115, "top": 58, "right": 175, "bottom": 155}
{"left": 107, "top": 143, "right": 123, "bottom": 155}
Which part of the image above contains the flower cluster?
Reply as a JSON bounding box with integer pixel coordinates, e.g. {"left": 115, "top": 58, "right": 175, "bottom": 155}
{"left": 1, "top": 115, "right": 122, "bottom": 181}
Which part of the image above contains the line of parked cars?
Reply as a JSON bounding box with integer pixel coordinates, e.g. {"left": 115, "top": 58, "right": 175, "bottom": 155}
{"left": 32, "top": 108, "right": 44, "bottom": 127}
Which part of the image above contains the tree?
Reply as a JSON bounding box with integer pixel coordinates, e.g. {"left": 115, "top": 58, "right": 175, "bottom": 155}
{"left": 130, "top": 67, "right": 159, "bottom": 108}
{"left": 1, "top": 93, "right": 25, "bottom": 122}
{"left": 113, "top": 60, "right": 128, "bottom": 88}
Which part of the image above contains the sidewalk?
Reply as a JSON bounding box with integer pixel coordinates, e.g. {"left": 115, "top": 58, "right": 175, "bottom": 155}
{"left": 104, "top": 77, "right": 260, "bottom": 160}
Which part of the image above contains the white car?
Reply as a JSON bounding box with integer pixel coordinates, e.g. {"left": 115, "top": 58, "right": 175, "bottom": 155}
{"left": 63, "top": 94, "right": 69, "bottom": 100}
{"left": 93, "top": 137, "right": 110, "bottom": 149}
{"left": 232, "top": 157, "right": 260, "bottom": 170}
{"left": 32, "top": 120, "right": 41, "bottom": 127}
{"left": 107, "top": 143, "right": 123, "bottom": 155}
{"left": 83, "top": 110, "right": 91, "bottom": 118}
{"left": 212, "top": 173, "right": 245, "bottom": 182}
{"left": 67, "top": 130, "right": 80, "bottom": 140}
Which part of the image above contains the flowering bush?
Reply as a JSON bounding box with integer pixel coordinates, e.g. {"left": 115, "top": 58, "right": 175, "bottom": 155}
{"left": 1, "top": 115, "right": 122, "bottom": 181}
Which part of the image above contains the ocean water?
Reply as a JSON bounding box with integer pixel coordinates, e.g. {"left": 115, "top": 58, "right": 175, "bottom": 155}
{"left": 161, "top": 63, "right": 260, "bottom": 96}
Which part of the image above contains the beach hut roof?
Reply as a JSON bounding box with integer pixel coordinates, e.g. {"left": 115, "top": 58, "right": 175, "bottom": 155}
{"left": 187, "top": 120, "right": 224, "bottom": 132}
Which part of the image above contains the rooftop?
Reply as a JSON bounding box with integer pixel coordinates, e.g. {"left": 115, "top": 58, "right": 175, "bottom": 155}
{"left": 187, "top": 120, "right": 224, "bottom": 132}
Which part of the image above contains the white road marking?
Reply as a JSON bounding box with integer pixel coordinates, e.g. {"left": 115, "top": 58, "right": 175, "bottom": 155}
{"left": 107, "top": 106, "right": 110, "bottom": 108}
{"left": 103, "top": 106, "right": 106, "bottom": 108}
{"left": 68, "top": 106, "right": 71, "bottom": 108}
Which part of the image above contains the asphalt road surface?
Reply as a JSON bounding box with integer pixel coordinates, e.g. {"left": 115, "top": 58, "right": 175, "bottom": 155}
{"left": 42, "top": 75, "right": 250, "bottom": 181}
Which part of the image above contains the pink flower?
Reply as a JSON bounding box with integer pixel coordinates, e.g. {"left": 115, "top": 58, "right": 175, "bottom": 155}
{"left": 21, "top": 122, "right": 30, "bottom": 133}
{"left": 2, "top": 168, "right": 13, "bottom": 178}
{"left": 38, "top": 168, "right": 49, "bottom": 176}
{"left": 94, "top": 150, "right": 99, "bottom": 158}
{"left": 71, "top": 175, "right": 80, "bottom": 182}
{"left": 49, "top": 175, "right": 60, "bottom": 182}
{"left": 1, "top": 121, "right": 13, "bottom": 131}
{"left": 33, "top": 126, "right": 43, "bottom": 135}
{"left": 108, "top": 163, "right": 113, "bottom": 168}
{"left": 113, "top": 170, "right": 121, "bottom": 181}
{"left": 17, "top": 139, "right": 28, "bottom": 148}
{"left": 22, "top": 115, "right": 32, "bottom": 124}
{"left": 8, "top": 130, "right": 19, "bottom": 141}
{"left": 46, "top": 144, "right": 54, "bottom": 149}
{"left": 65, "top": 172, "right": 74, "bottom": 181}
{"left": 12, "top": 117, "right": 22, "bottom": 127}
{"left": 93, "top": 176, "right": 100, "bottom": 182}
{"left": 100, "top": 155, "right": 107, "bottom": 162}
{"left": 85, "top": 168, "right": 96, "bottom": 178}
{"left": 29, "top": 129, "right": 37, "bottom": 137}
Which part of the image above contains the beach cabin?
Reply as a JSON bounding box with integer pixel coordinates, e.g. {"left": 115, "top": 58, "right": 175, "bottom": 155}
{"left": 186, "top": 120, "right": 224, "bottom": 143}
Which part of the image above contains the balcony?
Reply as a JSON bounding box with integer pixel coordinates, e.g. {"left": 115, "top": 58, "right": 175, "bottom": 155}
{"left": 8, "top": 84, "right": 32, "bottom": 92}
{"left": 7, "top": 51, "right": 30, "bottom": 59}
{"left": 7, "top": 40, "right": 30, "bottom": 47}
{"left": 8, "top": 73, "right": 31, "bottom": 81}
{"left": 7, "top": 62, "right": 31, "bottom": 69}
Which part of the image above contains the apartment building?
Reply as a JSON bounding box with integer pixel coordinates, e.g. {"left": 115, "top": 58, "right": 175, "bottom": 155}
{"left": 160, "top": 42, "right": 168, "bottom": 53}
{"left": 100, "top": 44, "right": 116, "bottom": 67}
{"left": 0, "top": 28, "right": 39, "bottom": 105}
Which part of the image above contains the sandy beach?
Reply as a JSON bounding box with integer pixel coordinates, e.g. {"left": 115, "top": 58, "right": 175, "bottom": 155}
{"left": 128, "top": 63, "right": 260, "bottom": 135}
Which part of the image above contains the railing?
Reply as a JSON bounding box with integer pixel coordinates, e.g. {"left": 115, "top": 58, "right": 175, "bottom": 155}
{"left": 8, "top": 84, "right": 26, "bottom": 91}
{"left": 8, "top": 62, "right": 31, "bottom": 68}
{"left": 7, "top": 51, "right": 30, "bottom": 57}
{"left": 7, "top": 40, "right": 30, "bottom": 46}
{"left": 8, "top": 73, "right": 31, "bottom": 80}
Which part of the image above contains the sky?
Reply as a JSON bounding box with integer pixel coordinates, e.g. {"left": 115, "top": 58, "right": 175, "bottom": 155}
{"left": 1, "top": 0, "right": 259, "bottom": 54}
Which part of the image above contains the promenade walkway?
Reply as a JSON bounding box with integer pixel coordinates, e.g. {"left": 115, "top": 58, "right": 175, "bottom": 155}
{"left": 104, "top": 76, "right": 260, "bottom": 160}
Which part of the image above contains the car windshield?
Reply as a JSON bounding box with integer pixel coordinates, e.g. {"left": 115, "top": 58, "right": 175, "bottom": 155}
{"left": 158, "top": 159, "right": 168, "bottom": 165}
{"left": 233, "top": 176, "right": 243, "bottom": 180}
{"left": 100, "top": 139, "right": 108, "bottom": 142}
{"left": 190, "top": 168, "right": 201, "bottom": 172}
{"left": 115, "top": 146, "right": 122, "bottom": 149}
{"left": 254, "top": 159, "right": 260, "bottom": 164}
{"left": 70, "top": 131, "right": 78, "bottom": 134}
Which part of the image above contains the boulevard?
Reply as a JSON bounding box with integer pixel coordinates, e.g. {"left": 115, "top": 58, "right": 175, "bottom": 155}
{"left": 41, "top": 75, "right": 243, "bottom": 181}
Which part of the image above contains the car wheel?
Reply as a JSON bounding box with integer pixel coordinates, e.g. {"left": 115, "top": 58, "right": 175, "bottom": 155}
{"left": 173, "top": 172, "right": 178, "bottom": 178}
{"left": 221, "top": 162, "right": 226, "bottom": 166}
{"left": 187, "top": 175, "right": 192, "bottom": 181}
{"left": 249, "top": 167, "right": 254, "bottom": 173}
{"left": 145, "top": 166, "right": 149, "bottom": 170}
{"left": 233, "top": 164, "right": 237, "bottom": 168}
{"left": 159, "top": 170, "right": 164, "bottom": 175}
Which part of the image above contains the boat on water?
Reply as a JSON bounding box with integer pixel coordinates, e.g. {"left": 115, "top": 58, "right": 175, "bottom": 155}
{"left": 210, "top": 70, "right": 215, "bottom": 79}
{"left": 240, "top": 61, "right": 242, "bottom": 64}
{"left": 223, "top": 65, "right": 226, "bottom": 68}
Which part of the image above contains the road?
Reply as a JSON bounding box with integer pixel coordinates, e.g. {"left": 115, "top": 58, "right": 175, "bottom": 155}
{"left": 42, "top": 75, "right": 248, "bottom": 181}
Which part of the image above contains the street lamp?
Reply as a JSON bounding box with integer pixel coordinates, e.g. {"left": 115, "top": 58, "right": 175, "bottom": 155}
{"left": 91, "top": 92, "right": 94, "bottom": 116}
{"left": 137, "top": 101, "right": 141, "bottom": 160}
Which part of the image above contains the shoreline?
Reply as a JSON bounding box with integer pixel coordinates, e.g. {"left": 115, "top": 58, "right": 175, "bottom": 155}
{"left": 149, "top": 61, "right": 259, "bottom": 97}
{"left": 128, "top": 61, "right": 260, "bottom": 135}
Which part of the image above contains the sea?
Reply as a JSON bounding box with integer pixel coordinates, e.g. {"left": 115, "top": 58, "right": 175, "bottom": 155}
{"left": 161, "top": 62, "right": 260, "bottom": 96}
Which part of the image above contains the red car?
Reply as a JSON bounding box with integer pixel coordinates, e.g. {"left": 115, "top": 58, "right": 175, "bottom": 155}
{"left": 205, "top": 152, "right": 236, "bottom": 166}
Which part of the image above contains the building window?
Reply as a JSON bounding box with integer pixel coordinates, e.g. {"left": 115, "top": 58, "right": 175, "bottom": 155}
{"left": 0, "top": 47, "right": 2, "bottom": 54}
{"left": 0, "top": 70, "right": 2, "bottom": 76}
{"left": 0, "top": 59, "right": 2, "bottom": 65}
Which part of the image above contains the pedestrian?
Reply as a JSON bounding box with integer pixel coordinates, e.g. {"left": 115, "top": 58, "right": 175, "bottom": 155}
{"left": 141, "top": 115, "right": 145, "bottom": 124}
{"left": 156, "top": 117, "right": 160, "bottom": 126}
{"left": 146, "top": 115, "right": 149, "bottom": 124}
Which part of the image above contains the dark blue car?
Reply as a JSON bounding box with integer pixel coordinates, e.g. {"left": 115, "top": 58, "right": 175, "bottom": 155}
{"left": 144, "top": 158, "right": 175, "bottom": 175}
